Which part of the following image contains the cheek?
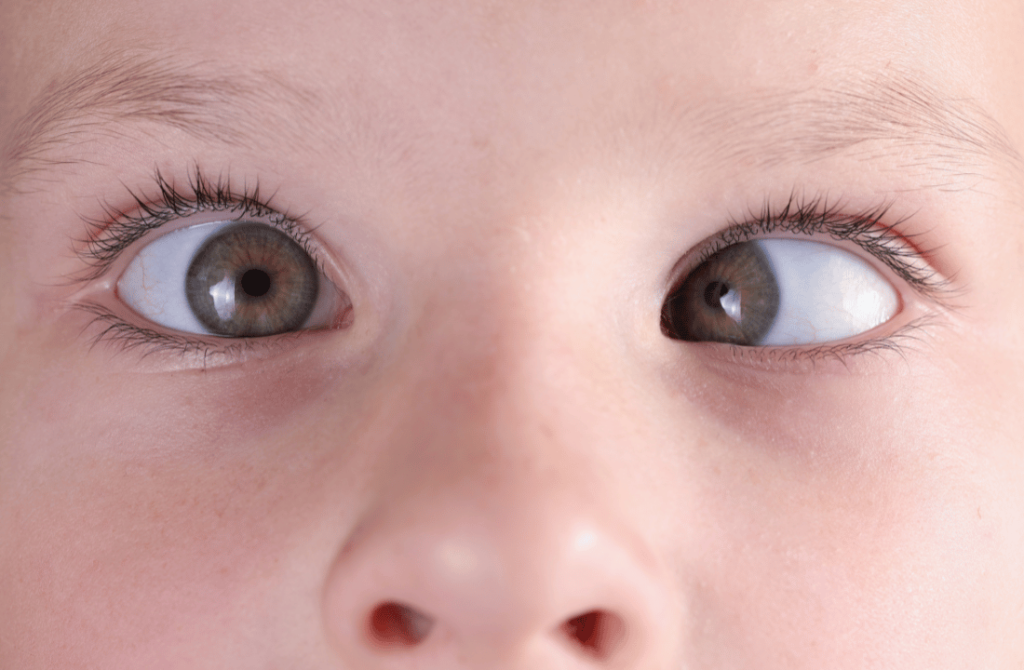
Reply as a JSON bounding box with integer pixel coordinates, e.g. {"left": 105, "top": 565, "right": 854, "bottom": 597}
{"left": 0, "top": 350, "right": 365, "bottom": 665}
{"left": 0, "top": 427, "right": 276, "bottom": 663}
{"left": 676, "top": 367, "right": 1011, "bottom": 667}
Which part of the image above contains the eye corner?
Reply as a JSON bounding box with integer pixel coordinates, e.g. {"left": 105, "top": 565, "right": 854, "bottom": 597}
{"left": 72, "top": 211, "right": 354, "bottom": 366}
{"left": 659, "top": 229, "right": 938, "bottom": 358}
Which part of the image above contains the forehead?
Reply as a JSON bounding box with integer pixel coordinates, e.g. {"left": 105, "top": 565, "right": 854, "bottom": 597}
{"left": 1, "top": 0, "right": 1023, "bottom": 219}
{"left": 0, "top": 0, "right": 1018, "bottom": 131}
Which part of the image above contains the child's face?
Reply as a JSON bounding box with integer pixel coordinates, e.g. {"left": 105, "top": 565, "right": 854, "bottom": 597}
{"left": 3, "top": 0, "right": 1024, "bottom": 667}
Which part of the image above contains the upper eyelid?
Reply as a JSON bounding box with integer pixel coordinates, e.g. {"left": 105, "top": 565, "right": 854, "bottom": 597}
{"left": 680, "top": 194, "right": 952, "bottom": 301}
{"left": 83, "top": 177, "right": 943, "bottom": 298}
{"left": 73, "top": 167, "right": 319, "bottom": 282}
{"left": 70, "top": 175, "right": 341, "bottom": 363}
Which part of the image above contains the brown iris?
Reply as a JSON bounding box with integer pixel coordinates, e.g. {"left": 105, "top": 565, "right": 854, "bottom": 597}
{"left": 661, "top": 241, "right": 780, "bottom": 345}
{"left": 185, "top": 222, "right": 319, "bottom": 337}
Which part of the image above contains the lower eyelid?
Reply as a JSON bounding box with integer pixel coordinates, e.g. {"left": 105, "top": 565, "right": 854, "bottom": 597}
{"left": 692, "top": 312, "right": 939, "bottom": 377}
{"left": 74, "top": 300, "right": 317, "bottom": 369}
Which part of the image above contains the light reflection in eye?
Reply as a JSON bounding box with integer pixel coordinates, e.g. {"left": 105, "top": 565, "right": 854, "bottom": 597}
{"left": 662, "top": 238, "right": 899, "bottom": 346}
{"left": 758, "top": 239, "right": 898, "bottom": 345}
{"left": 117, "top": 220, "right": 340, "bottom": 338}
{"left": 208, "top": 274, "right": 236, "bottom": 321}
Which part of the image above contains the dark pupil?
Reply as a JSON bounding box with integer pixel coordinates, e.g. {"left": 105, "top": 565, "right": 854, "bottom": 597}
{"left": 660, "top": 241, "right": 780, "bottom": 346}
{"left": 704, "top": 281, "right": 730, "bottom": 309}
{"left": 241, "top": 269, "right": 272, "bottom": 297}
{"left": 185, "top": 222, "right": 319, "bottom": 337}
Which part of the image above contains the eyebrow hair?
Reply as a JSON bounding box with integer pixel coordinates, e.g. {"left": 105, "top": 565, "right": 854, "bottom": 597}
{"left": 1, "top": 53, "right": 328, "bottom": 189}
{"left": 670, "top": 70, "right": 1024, "bottom": 192}
{"left": 3, "top": 55, "right": 1021, "bottom": 197}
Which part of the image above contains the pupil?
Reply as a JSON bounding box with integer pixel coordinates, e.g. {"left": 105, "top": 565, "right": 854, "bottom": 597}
{"left": 240, "top": 269, "right": 272, "bottom": 297}
{"left": 704, "top": 281, "right": 729, "bottom": 309}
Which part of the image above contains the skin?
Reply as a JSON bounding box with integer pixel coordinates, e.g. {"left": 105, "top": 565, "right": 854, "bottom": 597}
{"left": 1, "top": 0, "right": 1024, "bottom": 667}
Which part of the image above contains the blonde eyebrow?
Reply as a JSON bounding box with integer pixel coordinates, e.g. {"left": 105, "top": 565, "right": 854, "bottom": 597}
{"left": 667, "top": 70, "right": 1024, "bottom": 192}
{"left": 1, "top": 53, "right": 326, "bottom": 186}
{"left": 3, "top": 56, "right": 1022, "bottom": 198}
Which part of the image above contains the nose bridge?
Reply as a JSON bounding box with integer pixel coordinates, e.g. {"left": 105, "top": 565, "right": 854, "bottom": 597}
{"left": 320, "top": 250, "right": 682, "bottom": 667}
{"left": 383, "top": 239, "right": 603, "bottom": 457}
{"left": 402, "top": 262, "right": 640, "bottom": 516}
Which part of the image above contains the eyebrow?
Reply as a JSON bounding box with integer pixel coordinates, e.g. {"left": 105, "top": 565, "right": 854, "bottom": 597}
{"left": 3, "top": 56, "right": 1022, "bottom": 195}
{"left": 1, "top": 54, "right": 329, "bottom": 188}
{"left": 667, "top": 70, "right": 1024, "bottom": 192}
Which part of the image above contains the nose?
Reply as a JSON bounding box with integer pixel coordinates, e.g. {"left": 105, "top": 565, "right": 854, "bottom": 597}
{"left": 320, "top": 304, "right": 681, "bottom": 669}
{"left": 323, "top": 477, "right": 678, "bottom": 668}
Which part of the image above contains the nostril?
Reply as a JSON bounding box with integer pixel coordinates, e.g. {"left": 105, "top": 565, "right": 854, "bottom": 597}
{"left": 561, "top": 609, "right": 625, "bottom": 659}
{"left": 367, "top": 602, "right": 435, "bottom": 647}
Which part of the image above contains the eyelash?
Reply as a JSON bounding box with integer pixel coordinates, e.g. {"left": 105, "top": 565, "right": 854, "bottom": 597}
{"left": 75, "top": 166, "right": 327, "bottom": 363}
{"left": 677, "top": 192, "right": 950, "bottom": 366}
{"left": 75, "top": 173, "right": 944, "bottom": 367}
{"left": 705, "top": 315, "right": 939, "bottom": 370}
{"left": 78, "top": 166, "right": 322, "bottom": 280}
{"left": 699, "top": 192, "right": 947, "bottom": 295}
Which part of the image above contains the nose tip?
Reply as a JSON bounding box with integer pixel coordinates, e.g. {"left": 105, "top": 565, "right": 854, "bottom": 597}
{"left": 321, "top": 493, "right": 678, "bottom": 668}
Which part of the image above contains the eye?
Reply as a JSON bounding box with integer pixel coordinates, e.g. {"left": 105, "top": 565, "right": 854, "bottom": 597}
{"left": 661, "top": 239, "right": 899, "bottom": 346}
{"left": 117, "top": 220, "right": 342, "bottom": 337}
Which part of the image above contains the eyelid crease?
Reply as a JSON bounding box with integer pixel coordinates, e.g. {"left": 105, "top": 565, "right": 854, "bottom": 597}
{"left": 692, "top": 191, "right": 955, "bottom": 303}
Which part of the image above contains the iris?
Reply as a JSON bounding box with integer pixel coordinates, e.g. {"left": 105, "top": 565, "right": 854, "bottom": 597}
{"left": 185, "top": 223, "right": 319, "bottom": 337}
{"left": 662, "top": 241, "right": 781, "bottom": 345}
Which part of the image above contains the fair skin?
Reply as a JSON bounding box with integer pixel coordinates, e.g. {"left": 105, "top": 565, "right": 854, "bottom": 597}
{"left": 2, "top": 0, "right": 1024, "bottom": 667}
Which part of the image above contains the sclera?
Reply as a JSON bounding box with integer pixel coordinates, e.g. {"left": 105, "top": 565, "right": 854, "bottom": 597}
{"left": 758, "top": 239, "right": 899, "bottom": 346}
